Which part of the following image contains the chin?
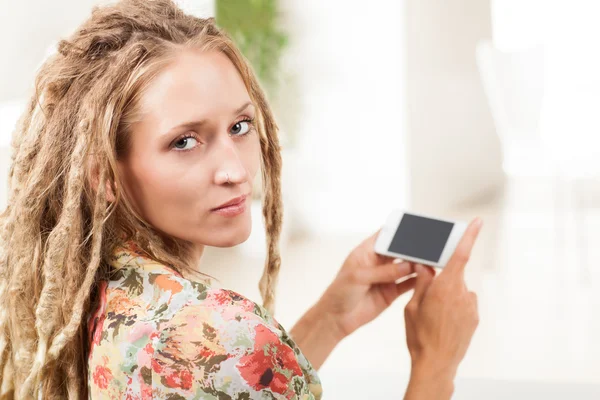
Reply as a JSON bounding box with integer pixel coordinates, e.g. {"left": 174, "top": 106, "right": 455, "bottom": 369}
{"left": 207, "top": 221, "right": 252, "bottom": 248}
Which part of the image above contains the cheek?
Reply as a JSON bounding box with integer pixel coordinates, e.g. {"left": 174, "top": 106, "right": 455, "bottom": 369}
{"left": 244, "top": 134, "right": 262, "bottom": 178}
{"left": 121, "top": 155, "right": 210, "bottom": 223}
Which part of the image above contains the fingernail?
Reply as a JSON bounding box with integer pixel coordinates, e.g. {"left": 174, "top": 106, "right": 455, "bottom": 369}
{"left": 475, "top": 217, "right": 483, "bottom": 228}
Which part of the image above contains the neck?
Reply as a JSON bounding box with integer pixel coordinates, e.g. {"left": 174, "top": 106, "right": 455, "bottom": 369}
{"left": 190, "top": 243, "right": 205, "bottom": 267}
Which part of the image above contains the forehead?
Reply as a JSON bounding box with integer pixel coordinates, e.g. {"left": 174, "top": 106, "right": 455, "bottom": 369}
{"left": 138, "top": 49, "right": 251, "bottom": 122}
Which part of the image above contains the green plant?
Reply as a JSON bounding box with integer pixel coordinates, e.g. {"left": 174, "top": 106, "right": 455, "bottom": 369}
{"left": 216, "top": 0, "right": 299, "bottom": 203}
{"left": 216, "top": 0, "right": 288, "bottom": 95}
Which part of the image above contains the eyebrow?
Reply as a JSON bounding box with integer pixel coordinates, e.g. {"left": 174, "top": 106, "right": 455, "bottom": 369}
{"left": 160, "top": 101, "right": 254, "bottom": 139}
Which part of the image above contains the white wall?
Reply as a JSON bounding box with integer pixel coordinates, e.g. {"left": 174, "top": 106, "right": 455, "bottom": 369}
{"left": 0, "top": 0, "right": 214, "bottom": 104}
{"left": 491, "top": 0, "right": 545, "bottom": 51}
{"left": 279, "top": 0, "right": 409, "bottom": 235}
{"left": 0, "top": 0, "right": 107, "bottom": 102}
{"left": 489, "top": 0, "right": 600, "bottom": 175}
{"left": 405, "top": 0, "right": 505, "bottom": 214}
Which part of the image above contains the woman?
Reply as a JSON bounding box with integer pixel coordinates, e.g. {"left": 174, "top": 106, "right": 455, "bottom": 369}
{"left": 0, "top": 1, "right": 481, "bottom": 398}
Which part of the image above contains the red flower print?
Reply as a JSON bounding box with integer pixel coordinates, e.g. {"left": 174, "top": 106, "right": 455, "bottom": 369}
{"left": 124, "top": 240, "right": 147, "bottom": 257}
{"left": 92, "top": 365, "right": 113, "bottom": 390}
{"left": 198, "top": 342, "right": 218, "bottom": 359}
{"left": 237, "top": 325, "right": 303, "bottom": 396}
{"left": 141, "top": 385, "right": 153, "bottom": 399}
{"left": 151, "top": 358, "right": 163, "bottom": 374}
{"left": 164, "top": 369, "right": 193, "bottom": 390}
{"left": 212, "top": 290, "right": 232, "bottom": 306}
{"left": 143, "top": 341, "right": 153, "bottom": 354}
{"left": 87, "top": 280, "right": 108, "bottom": 358}
{"left": 208, "top": 289, "right": 256, "bottom": 313}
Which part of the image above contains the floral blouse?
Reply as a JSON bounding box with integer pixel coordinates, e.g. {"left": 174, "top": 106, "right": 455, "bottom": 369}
{"left": 87, "top": 241, "right": 323, "bottom": 399}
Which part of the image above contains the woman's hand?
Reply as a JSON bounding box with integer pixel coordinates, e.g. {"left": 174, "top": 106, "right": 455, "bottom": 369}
{"left": 317, "top": 230, "right": 432, "bottom": 339}
{"left": 404, "top": 218, "right": 483, "bottom": 400}
{"left": 290, "top": 230, "right": 426, "bottom": 370}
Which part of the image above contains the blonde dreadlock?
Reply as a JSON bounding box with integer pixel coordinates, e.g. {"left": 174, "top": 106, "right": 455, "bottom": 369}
{"left": 0, "top": 1, "right": 283, "bottom": 398}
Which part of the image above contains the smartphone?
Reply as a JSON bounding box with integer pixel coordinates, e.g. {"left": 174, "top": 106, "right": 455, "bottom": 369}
{"left": 374, "top": 209, "right": 467, "bottom": 268}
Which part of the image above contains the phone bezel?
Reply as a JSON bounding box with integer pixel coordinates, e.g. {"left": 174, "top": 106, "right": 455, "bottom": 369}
{"left": 374, "top": 209, "right": 467, "bottom": 268}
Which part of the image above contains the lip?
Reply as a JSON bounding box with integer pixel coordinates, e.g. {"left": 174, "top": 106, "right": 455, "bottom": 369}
{"left": 211, "top": 194, "right": 249, "bottom": 211}
{"left": 212, "top": 200, "right": 247, "bottom": 217}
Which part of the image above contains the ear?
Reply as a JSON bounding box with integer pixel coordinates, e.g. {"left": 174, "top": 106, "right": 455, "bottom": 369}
{"left": 88, "top": 157, "right": 116, "bottom": 203}
{"left": 104, "top": 179, "right": 116, "bottom": 203}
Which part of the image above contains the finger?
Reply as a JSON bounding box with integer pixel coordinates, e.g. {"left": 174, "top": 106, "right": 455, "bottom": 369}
{"left": 469, "top": 291, "right": 480, "bottom": 326}
{"left": 395, "top": 276, "right": 417, "bottom": 296}
{"left": 361, "top": 261, "right": 416, "bottom": 284}
{"left": 375, "top": 253, "right": 398, "bottom": 264}
{"left": 409, "top": 264, "right": 434, "bottom": 305}
{"left": 421, "top": 264, "right": 436, "bottom": 278}
{"left": 379, "top": 277, "right": 417, "bottom": 305}
{"left": 469, "top": 291, "right": 478, "bottom": 308}
{"left": 366, "top": 228, "right": 383, "bottom": 248}
{"left": 443, "top": 217, "right": 483, "bottom": 277}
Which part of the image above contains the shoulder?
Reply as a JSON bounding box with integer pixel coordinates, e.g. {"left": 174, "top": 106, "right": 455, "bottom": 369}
{"left": 88, "top": 266, "right": 213, "bottom": 395}
{"left": 150, "top": 288, "right": 320, "bottom": 399}
{"left": 89, "top": 266, "right": 322, "bottom": 399}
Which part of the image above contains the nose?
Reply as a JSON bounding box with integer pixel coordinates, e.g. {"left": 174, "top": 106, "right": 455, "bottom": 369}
{"left": 214, "top": 140, "right": 249, "bottom": 186}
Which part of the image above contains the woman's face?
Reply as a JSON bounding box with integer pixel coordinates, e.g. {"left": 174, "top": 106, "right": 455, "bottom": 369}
{"left": 118, "top": 49, "right": 261, "bottom": 253}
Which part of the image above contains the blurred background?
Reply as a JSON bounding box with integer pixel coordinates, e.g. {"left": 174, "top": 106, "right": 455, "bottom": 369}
{"left": 1, "top": 0, "right": 599, "bottom": 398}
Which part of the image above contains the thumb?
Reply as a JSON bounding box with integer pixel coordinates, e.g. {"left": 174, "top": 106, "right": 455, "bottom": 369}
{"left": 410, "top": 264, "right": 434, "bottom": 305}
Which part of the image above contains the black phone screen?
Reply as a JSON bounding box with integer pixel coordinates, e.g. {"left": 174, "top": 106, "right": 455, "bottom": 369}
{"left": 388, "top": 213, "right": 454, "bottom": 263}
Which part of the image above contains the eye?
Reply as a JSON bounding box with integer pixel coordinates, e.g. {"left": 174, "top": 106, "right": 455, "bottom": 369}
{"left": 230, "top": 119, "right": 253, "bottom": 136}
{"left": 172, "top": 135, "right": 199, "bottom": 151}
